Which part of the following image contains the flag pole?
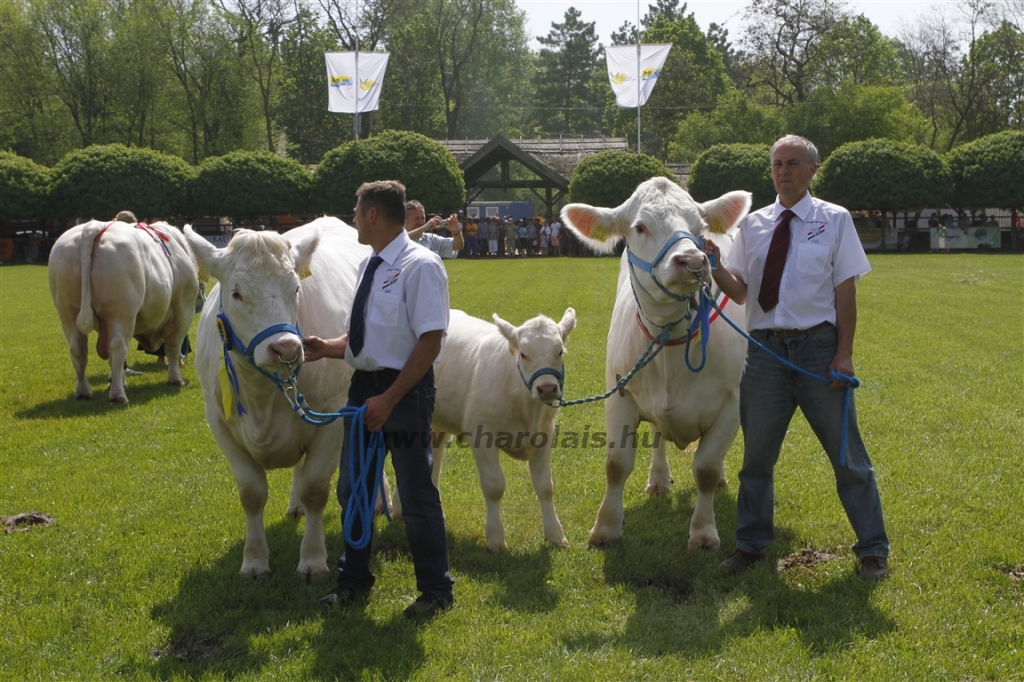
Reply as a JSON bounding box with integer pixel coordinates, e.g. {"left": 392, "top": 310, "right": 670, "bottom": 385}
{"left": 353, "top": 0, "right": 360, "bottom": 140}
{"left": 636, "top": 0, "right": 641, "bottom": 153}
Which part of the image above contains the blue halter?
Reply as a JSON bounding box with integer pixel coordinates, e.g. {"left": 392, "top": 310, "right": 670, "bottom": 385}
{"left": 517, "top": 359, "right": 566, "bottom": 402}
{"left": 216, "top": 294, "right": 303, "bottom": 416}
{"left": 626, "top": 230, "right": 709, "bottom": 303}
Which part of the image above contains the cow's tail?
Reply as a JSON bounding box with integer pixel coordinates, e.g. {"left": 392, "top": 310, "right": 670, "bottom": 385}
{"left": 75, "top": 221, "right": 103, "bottom": 335}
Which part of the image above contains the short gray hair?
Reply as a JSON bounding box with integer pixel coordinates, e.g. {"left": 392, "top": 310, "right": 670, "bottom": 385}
{"left": 771, "top": 135, "right": 819, "bottom": 166}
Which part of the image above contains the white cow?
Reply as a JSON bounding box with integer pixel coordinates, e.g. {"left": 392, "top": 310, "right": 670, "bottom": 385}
{"left": 183, "top": 218, "right": 369, "bottom": 580}
{"left": 561, "top": 177, "right": 752, "bottom": 550}
{"left": 48, "top": 219, "right": 199, "bottom": 403}
{"left": 392, "top": 309, "right": 576, "bottom": 552}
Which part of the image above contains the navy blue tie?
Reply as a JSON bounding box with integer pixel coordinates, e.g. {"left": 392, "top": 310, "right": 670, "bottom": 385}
{"left": 348, "top": 255, "right": 384, "bottom": 357}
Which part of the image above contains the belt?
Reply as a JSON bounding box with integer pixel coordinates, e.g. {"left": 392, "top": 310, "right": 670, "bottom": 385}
{"left": 352, "top": 367, "right": 402, "bottom": 386}
{"left": 754, "top": 321, "right": 833, "bottom": 339}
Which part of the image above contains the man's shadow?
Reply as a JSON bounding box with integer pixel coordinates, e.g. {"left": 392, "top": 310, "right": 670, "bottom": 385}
{"left": 137, "top": 517, "right": 425, "bottom": 680}
{"left": 564, "top": 486, "right": 895, "bottom": 658}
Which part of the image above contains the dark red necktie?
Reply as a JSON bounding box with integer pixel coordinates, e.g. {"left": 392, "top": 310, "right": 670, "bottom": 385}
{"left": 758, "top": 209, "right": 794, "bottom": 312}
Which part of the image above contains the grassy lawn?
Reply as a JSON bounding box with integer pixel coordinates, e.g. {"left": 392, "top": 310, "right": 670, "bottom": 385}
{"left": 1, "top": 253, "right": 1022, "bottom": 681}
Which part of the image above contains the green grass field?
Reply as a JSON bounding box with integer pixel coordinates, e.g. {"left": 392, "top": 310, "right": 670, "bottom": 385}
{"left": 1, "top": 253, "right": 1022, "bottom": 681}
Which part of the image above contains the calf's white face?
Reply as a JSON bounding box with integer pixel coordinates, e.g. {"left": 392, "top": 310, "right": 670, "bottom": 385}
{"left": 562, "top": 177, "right": 752, "bottom": 303}
{"left": 494, "top": 308, "right": 576, "bottom": 403}
{"left": 184, "top": 227, "right": 319, "bottom": 372}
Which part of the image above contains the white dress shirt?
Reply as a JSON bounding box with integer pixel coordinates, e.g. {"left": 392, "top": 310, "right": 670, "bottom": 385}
{"left": 724, "top": 192, "right": 870, "bottom": 331}
{"left": 345, "top": 230, "right": 449, "bottom": 371}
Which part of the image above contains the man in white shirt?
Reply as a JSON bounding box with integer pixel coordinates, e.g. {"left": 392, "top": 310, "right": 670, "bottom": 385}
{"left": 404, "top": 199, "right": 463, "bottom": 259}
{"left": 304, "top": 180, "right": 455, "bottom": 618}
{"left": 704, "top": 135, "right": 890, "bottom": 581}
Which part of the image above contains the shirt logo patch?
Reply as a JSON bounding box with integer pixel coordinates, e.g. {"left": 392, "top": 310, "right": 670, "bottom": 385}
{"left": 806, "top": 224, "right": 826, "bottom": 240}
{"left": 382, "top": 268, "right": 402, "bottom": 290}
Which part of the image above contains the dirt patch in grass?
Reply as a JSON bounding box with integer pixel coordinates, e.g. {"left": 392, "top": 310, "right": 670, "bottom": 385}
{"left": 628, "top": 576, "right": 694, "bottom": 603}
{"left": 1, "top": 512, "right": 55, "bottom": 534}
{"left": 1003, "top": 566, "right": 1024, "bottom": 584}
{"left": 777, "top": 547, "right": 844, "bottom": 572}
{"left": 152, "top": 633, "right": 230, "bottom": 663}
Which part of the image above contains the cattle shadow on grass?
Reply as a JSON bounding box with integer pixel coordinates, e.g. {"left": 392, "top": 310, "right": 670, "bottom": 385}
{"left": 136, "top": 517, "right": 424, "bottom": 681}
{"left": 16, "top": 372, "right": 195, "bottom": 419}
{"left": 564, "top": 486, "right": 895, "bottom": 658}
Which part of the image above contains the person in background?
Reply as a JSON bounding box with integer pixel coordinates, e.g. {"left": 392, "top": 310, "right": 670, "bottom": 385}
{"left": 704, "top": 134, "right": 890, "bottom": 582}
{"left": 505, "top": 219, "right": 517, "bottom": 257}
{"left": 305, "top": 180, "right": 455, "bottom": 619}
{"left": 463, "top": 217, "right": 478, "bottom": 258}
{"left": 404, "top": 200, "right": 463, "bottom": 259}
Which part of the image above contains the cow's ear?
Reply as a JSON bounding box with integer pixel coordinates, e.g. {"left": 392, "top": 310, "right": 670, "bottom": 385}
{"left": 558, "top": 307, "right": 577, "bottom": 342}
{"left": 289, "top": 228, "right": 320, "bottom": 280}
{"left": 699, "top": 191, "right": 752, "bottom": 235}
{"left": 493, "top": 313, "right": 518, "bottom": 352}
{"left": 183, "top": 225, "right": 226, "bottom": 282}
{"left": 561, "top": 204, "right": 623, "bottom": 254}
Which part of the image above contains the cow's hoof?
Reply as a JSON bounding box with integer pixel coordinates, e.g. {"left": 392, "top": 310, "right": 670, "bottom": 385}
{"left": 242, "top": 566, "right": 272, "bottom": 581}
{"left": 486, "top": 541, "right": 508, "bottom": 553}
{"left": 286, "top": 504, "right": 305, "bottom": 519}
{"left": 687, "top": 536, "right": 721, "bottom": 552}
{"left": 587, "top": 530, "right": 623, "bottom": 548}
{"left": 167, "top": 379, "right": 185, "bottom": 387}
{"left": 109, "top": 396, "right": 129, "bottom": 405}
{"left": 75, "top": 393, "right": 92, "bottom": 401}
{"left": 548, "top": 536, "right": 570, "bottom": 549}
{"left": 645, "top": 481, "right": 672, "bottom": 495}
{"left": 298, "top": 565, "right": 331, "bottom": 583}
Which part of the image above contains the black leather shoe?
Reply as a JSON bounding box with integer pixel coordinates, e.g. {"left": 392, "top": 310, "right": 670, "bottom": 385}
{"left": 720, "top": 548, "right": 765, "bottom": 575}
{"left": 859, "top": 555, "right": 889, "bottom": 581}
{"left": 318, "top": 586, "right": 370, "bottom": 609}
{"left": 403, "top": 593, "right": 453, "bottom": 620}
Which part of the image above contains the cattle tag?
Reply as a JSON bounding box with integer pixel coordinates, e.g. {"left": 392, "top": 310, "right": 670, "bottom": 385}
{"left": 197, "top": 265, "right": 209, "bottom": 282}
{"left": 589, "top": 225, "right": 609, "bottom": 242}
{"left": 299, "top": 264, "right": 312, "bottom": 280}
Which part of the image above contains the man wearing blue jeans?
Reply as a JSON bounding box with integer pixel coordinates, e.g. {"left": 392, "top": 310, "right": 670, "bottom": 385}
{"left": 303, "top": 180, "right": 455, "bottom": 617}
{"left": 703, "top": 135, "right": 890, "bottom": 581}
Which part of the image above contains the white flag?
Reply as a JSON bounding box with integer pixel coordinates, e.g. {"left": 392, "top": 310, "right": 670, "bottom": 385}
{"left": 606, "top": 44, "right": 672, "bottom": 108}
{"left": 325, "top": 51, "right": 390, "bottom": 114}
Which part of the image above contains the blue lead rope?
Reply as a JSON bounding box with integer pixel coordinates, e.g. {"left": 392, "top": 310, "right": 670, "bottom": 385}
{"left": 342, "top": 405, "right": 389, "bottom": 550}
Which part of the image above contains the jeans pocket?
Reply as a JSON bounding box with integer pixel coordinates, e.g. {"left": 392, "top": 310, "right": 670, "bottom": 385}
{"left": 811, "top": 325, "right": 838, "bottom": 348}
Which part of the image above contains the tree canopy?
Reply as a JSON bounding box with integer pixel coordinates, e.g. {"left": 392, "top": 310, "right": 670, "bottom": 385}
{"left": 688, "top": 144, "right": 775, "bottom": 210}
{"left": 568, "top": 150, "right": 676, "bottom": 207}
{"left": 946, "top": 130, "right": 1024, "bottom": 210}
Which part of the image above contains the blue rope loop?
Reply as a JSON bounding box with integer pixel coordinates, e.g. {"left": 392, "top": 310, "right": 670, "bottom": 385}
{"left": 699, "top": 281, "right": 861, "bottom": 466}
{"left": 342, "top": 405, "right": 389, "bottom": 550}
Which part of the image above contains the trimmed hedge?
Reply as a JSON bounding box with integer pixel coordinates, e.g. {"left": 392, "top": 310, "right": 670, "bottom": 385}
{"left": 191, "top": 151, "right": 312, "bottom": 220}
{"left": 947, "top": 131, "right": 1024, "bottom": 210}
{"left": 312, "top": 131, "right": 464, "bottom": 214}
{"left": 813, "top": 139, "right": 951, "bottom": 212}
{"left": 688, "top": 143, "right": 775, "bottom": 209}
{"left": 48, "top": 144, "right": 194, "bottom": 221}
{"left": 568, "top": 150, "right": 676, "bottom": 207}
{"left": 0, "top": 152, "right": 51, "bottom": 222}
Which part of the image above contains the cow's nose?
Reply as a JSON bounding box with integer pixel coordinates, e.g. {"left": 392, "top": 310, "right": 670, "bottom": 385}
{"left": 269, "top": 336, "right": 302, "bottom": 365}
{"left": 672, "top": 251, "right": 705, "bottom": 273}
{"left": 536, "top": 383, "right": 560, "bottom": 402}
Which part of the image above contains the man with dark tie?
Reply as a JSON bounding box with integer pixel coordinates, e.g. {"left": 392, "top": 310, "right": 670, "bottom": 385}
{"left": 703, "top": 135, "right": 890, "bottom": 581}
{"left": 302, "top": 180, "right": 455, "bottom": 618}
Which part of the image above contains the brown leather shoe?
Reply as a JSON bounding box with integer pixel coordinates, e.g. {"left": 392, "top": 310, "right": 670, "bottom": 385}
{"left": 720, "top": 548, "right": 765, "bottom": 575}
{"left": 859, "top": 555, "right": 889, "bottom": 581}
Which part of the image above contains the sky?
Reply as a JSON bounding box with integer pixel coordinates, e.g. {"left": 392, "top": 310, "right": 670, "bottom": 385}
{"left": 519, "top": 0, "right": 954, "bottom": 46}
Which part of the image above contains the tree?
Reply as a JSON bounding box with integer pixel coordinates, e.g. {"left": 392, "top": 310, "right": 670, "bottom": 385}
{"left": 741, "top": 0, "right": 847, "bottom": 105}
{"left": 0, "top": 151, "right": 51, "bottom": 221}
{"left": 668, "top": 89, "right": 784, "bottom": 162}
{"left": 533, "top": 8, "right": 603, "bottom": 135}
{"left": 568, "top": 150, "right": 675, "bottom": 207}
{"left": 312, "top": 131, "right": 464, "bottom": 215}
{"left": 813, "top": 138, "right": 952, "bottom": 245}
{"left": 214, "top": 0, "right": 296, "bottom": 152}
{"left": 49, "top": 144, "right": 195, "bottom": 220}
{"left": 276, "top": 6, "right": 352, "bottom": 164}
{"left": 376, "top": 12, "right": 446, "bottom": 136}
{"left": 946, "top": 130, "right": 1024, "bottom": 210}
{"left": 687, "top": 143, "right": 774, "bottom": 210}
{"left": 191, "top": 150, "right": 311, "bottom": 223}
{"left": 705, "top": 22, "right": 748, "bottom": 89}
{"left": 814, "top": 14, "right": 902, "bottom": 90}
{"left": 784, "top": 83, "right": 929, "bottom": 158}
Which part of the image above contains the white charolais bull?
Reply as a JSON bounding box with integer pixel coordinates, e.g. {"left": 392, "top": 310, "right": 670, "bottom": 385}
{"left": 392, "top": 309, "right": 576, "bottom": 552}
{"left": 48, "top": 219, "right": 200, "bottom": 403}
{"left": 183, "top": 218, "right": 369, "bottom": 580}
{"left": 562, "top": 177, "right": 751, "bottom": 550}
